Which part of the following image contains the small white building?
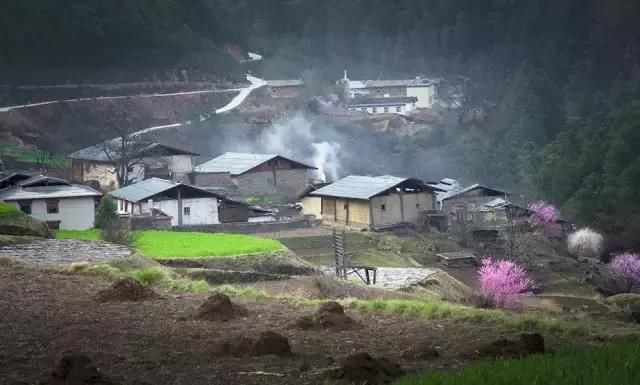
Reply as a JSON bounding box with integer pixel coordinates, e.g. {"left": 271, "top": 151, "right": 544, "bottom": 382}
{"left": 0, "top": 174, "right": 101, "bottom": 230}
{"left": 341, "top": 71, "right": 439, "bottom": 109}
{"left": 108, "top": 177, "right": 231, "bottom": 226}
{"left": 347, "top": 97, "right": 417, "bottom": 115}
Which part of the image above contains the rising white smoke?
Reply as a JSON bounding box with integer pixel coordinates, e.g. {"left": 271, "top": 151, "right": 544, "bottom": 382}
{"left": 312, "top": 141, "right": 341, "bottom": 182}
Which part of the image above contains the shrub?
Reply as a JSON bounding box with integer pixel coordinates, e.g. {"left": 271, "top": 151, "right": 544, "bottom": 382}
{"left": 130, "top": 267, "right": 169, "bottom": 286}
{"left": 528, "top": 201, "right": 559, "bottom": 223}
{"left": 478, "top": 258, "right": 534, "bottom": 307}
{"left": 568, "top": 228, "right": 605, "bottom": 259}
{"left": 610, "top": 252, "right": 640, "bottom": 292}
{"left": 94, "top": 196, "right": 118, "bottom": 229}
{"left": 102, "top": 220, "right": 135, "bottom": 246}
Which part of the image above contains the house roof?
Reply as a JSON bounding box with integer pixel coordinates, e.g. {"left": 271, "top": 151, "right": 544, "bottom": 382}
{"left": 266, "top": 79, "right": 304, "bottom": 87}
{"left": 310, "top": 175, "right": 429, "bottom": 200}
{"left": 441, "top": 184, "right": 510, "bottom": 201}
{"left": 193, "top": 152, "right": 316, "bottom": 175}
{"left": 108, "top": 177, "right": 225, "bottom": 203}
{"left": 348, "top": 97, "right": 417, "bottom": 107}
{"left": 0, "top": 183, "right": 101, "bottom": 201}
{"left": 349, "top": 78, "right": 438, "bottom": 89}
{"left": 69, "top": 141, "right": 199, "bottom": 162}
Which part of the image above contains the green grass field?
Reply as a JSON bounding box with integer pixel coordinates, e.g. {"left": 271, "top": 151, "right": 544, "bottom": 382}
{"left": 56, "top": 230, "right": 282, "bottom": 258}
{"left": 395, "top": 342, "right": 640, "bottom": 385}
{"left": 0, "top": 142, "right": 71, "bottom": 167}
{"left": 0, "top": 203, "right": 22, "bottom": 219}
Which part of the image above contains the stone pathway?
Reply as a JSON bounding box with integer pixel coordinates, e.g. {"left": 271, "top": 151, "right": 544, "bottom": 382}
{"left": 321, "top": 266, "right": 436, "bottom": 289}
{"left": 0, "top": 239, "right": 131, "bottom": 265}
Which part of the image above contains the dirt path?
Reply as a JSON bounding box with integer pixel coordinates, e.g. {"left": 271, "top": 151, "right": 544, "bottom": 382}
{"left": 0, "top": 264, "right": 537, "bottom": 385}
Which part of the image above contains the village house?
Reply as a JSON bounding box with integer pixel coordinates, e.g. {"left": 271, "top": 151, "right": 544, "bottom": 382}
{"left": 69, "top": 141, "right": 199, "bottom": 191}
{"left": 346, "top": 96, "right": 417, "bottom": 115}
{"left": 303, "top": 175, "right": 439, "bottom": 229}
{"left": 341, "top": 71, "right": 440, "bottom": 109}
{"left": 265, "top": 79, "right": 305, "bottom": 98}
{"left": 108, "top": 177, "right": 251, "bottom": 226}
{"left": 0, "top": 172, "right": 101, "bottom": 230}
{"left": 190, "top": 152, "right": 317, "bottom": 203}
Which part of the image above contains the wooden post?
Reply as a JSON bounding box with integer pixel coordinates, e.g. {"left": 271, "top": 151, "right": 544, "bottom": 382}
{"left": 369, "top": 201, "right": 375, "bottom": 229}
{"left": 399, "top": 190, "right": 405, "bottom": 222}
{"left": 177, "top": 187, "right": 183, "bottom": 226}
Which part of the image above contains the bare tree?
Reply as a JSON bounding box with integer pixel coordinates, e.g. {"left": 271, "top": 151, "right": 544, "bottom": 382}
{"left": 97, "top": 102, "right": 151, "bottom": 187}
{"left": 500, "top": 206, "right": 534, "bottom": 260}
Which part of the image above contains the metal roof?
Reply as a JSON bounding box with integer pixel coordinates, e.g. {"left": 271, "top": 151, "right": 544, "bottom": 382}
{"left": 193, "top": 152, "right": 316, "bottom": 175}
{"left": 0, "top": 184, "right": 101, "bottom": 201}
{"left": 69, "top": 141, "right": 199, "bottom": 162}
{"left": 441, "top": 183, "right": 509, "bottom": 201}
{"left": 108, "top": 177, "right": 224, "bottom": 203}
{"left": 349, "top": 78, "right": 438, "bottom": 89}
{"left": 310, "top": 175, "right": 415, "bottom": 200}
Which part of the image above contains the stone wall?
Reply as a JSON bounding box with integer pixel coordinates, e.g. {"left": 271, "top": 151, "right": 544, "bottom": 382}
{"left": 174, "top": 218, "right": 320, "bottom": 235}
{"left": 237, "top": 168, "right": 310, "bottom": 203}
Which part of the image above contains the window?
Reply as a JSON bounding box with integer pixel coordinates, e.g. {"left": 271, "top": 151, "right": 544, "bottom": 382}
{"left": 383, "top": 107, "right": 389, "bottom": 113}
{"left": 416, "top": 203, "right": 420, "bottom": 208}
{"left": 125, "top": 201, "right": 129, "bottom": 212}
{"left": 18, "top": 201, "right": 32, "bottom": 214}
{"left": 372, "top": 107, "right": 377, "bottom": 113}
{"left": 381, "top": 204, "right": 386, "bottom": 211}
{"left": 183, "top": 207, "right": 191, "bottom": 216}
{"left": 343, "top": 204, "right": 348, "bottom": 209}
{"left": 396, "top": 106, "right": 402, "bottom": 112}
{"left": 46, "top": 200, "right": 59, "bottom": 214}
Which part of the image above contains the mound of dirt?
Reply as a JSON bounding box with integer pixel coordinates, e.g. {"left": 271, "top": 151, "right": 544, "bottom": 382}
{"left": 95, "top": 278, "right": 156, "bottom": 302}
{"left": 212, "top": 331, "right": 292, "bottom": 357}
{"left": 401, "top": 269, "right": 475, "bottom": 302}
{"left": 0, "top": 207, "right": 52, "bottom": 238}
{"left": 606, "top": 293, "right": 640, "bottom": 308}
{"left": 45, "top": 353, "right": 117, "bottom": 385}
{"left": 476, "top": 333, "right": 545, "bottom": 358}
{"left": 294, "top": 301, "right": 356, "bottom": 331}
{"left": 195, "top": 292, "right": 248, "bottom": 322}
{"left": 326, "top": 352, "right": 404, "bottom": 385}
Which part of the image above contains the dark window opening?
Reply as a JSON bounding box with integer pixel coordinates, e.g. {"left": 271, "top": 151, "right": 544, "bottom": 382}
{"left": 416, "top": 203, "right": 420, "bottom": 208}
{"left": 183, "top": 207, "right": 191, "bottom": 216}
{"left": 19, "top": 201, "right": 32, "bottom": 214}
{"left": 381, "top": 204, "right": 386, "bottom": 211}
{"left": 45, "top": 221, "right": 60, "bottom": 230}
{"left": 46, "top": 200, "right": 59, "bottom": 214}
{"left": 343, "top": 204, "right": 348, "bottom": 209}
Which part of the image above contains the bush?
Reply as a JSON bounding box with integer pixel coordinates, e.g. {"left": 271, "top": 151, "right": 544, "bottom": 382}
{"left": 478, "top": 258, "right": 534, "bottom": 307}
{"left": 94, "top": 196, "right": 118, "bottom": 229}
{"left": 610, "top": 252, "right": 640, "bottom": 292}
{"left": 130, "top": 267, "right": 169, "bottom": 286}
{"left": 528, "top": 201, "right": 559, "bottom": 223}
{"left": 102, "top": 220, "right": 135, "bottom": 246}
{"left": 568, "top": 228, "right": 605, "bottom": 260}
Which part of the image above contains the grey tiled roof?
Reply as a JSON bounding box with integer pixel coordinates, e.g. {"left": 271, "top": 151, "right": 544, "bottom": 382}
{"left": 0, "top": 184, "right": 101, "bottom": 201}
{"left": 108, "top": 177, "right": 224, "bottom": 203}
{"left": 266, "top": 79, "right": 304, "bottom": 87}
{"left": 310, "top": 175, "right": 411, "bottom": 200}
{"left": 69, "top": 141, "right": 199, "bottom": 162}
{"left": 193, "top": 152, "right": 316, "bottom": 175}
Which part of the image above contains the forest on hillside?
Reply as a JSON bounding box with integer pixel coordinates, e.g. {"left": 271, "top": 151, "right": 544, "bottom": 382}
{"left": 2, "top": 0, "right": 640, "bottom": 248}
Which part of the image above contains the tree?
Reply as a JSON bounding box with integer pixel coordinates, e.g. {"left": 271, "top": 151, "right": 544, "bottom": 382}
{"left": 610, "top": 252, "right": 640, "bottom": 292}
{"left": 95, "top": 195, "right": 118, "bottom": 229}
{"left": 478, "top": 257, "right": 534, "bottom": 307}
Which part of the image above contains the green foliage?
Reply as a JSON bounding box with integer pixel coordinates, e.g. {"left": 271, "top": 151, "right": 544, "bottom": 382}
{"left": 134, "top": 231, "right": 282, "bottom": 258}
{"left": 0, "top": 203, "right": 22, "bottom": 219}
{"left": 0, "top": 142, "right": 70, "bottom": 168}
{"left": 395, "top": 342, "right": 640, "bottom": 385}
{"left": 94, "top": 196, "right": 118, "bottom": 229}
{"left": 56, "top": 230, "right": 101, "bottom": 241}
{"left": 129, "top": 267, "right": 169, "bottom": 286}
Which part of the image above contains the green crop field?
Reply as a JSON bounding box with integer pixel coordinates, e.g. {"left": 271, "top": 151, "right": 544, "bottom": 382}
{"left": 56, "top": 230, "right": 282, "bottom": 258}
{"left": 395, "top": 342, "right": 640, "bottom": 385}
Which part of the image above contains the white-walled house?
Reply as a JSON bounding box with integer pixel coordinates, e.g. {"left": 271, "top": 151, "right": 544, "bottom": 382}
{"left": 340, "top": 72, "right": 440, "bottom": 109}
{"left": 0, "top": 174, "right": 101, "bottom": 230}
{"left": 108, "top": 178, "right": 232, "bottom": 226}
{"left": 347, "top": 97, "right": 417, "bottom": 115}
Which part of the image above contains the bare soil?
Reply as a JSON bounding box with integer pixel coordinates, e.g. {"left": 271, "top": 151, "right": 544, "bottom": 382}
{"left": 0, "top": 264, "right": 593, "bottom": 385}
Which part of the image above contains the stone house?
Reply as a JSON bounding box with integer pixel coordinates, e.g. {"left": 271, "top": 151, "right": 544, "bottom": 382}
{"left": 440, "top": 184, "right": 514, "bottom": 235}
{"left": 0, "top": 173, "right": 101, "bottom": 230}
{"left": 347, "top": 97, "right": 417, "bottom": 115}
{"left": 304, "top": 175, "right": 439, "bottom": 229}
{"left": 190, "top": 152, "right": 317, "bottom": 203}
{"left": 69, "top": 141, "right": 199, "bottom": 191}
{"left": 265, "top": 79, "right": 305, "bottom": 98}
{"left": 108, "top": 177, "right": 248, "bottom": 226}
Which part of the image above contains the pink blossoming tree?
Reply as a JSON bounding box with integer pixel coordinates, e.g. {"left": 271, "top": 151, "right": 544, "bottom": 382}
{"left": 610, "top": 252, "right": 640, "bottom": 292}
{"left": 528, "top": 201, "right": 559, "bottom": 223}
{"left": 478, "top": 258, "right": 534, "bottom": 307}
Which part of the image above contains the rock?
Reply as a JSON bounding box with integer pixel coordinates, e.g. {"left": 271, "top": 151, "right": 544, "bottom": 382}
{"left": 251, "top": 331, "right": 292, "bottom": 356}
{"left": 95, "top": 277, "right": 156, "bottom": 302}
{"left": 195, "top": 291, "right": 248, "bottom": 322}
{"left": 45, "top": 353, "right": 117, "bottom": 385}
{"left": 605, "top": 293, "right": 640, "bottom": 308}
{"left": 326, "top": 352, "right": 404, "bottom": 384}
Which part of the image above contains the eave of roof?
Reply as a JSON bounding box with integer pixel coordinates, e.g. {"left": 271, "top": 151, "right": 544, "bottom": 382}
{"left": 193, "top": 152, "right": 316, "bottom": 175}
{"left": 310, "top": 175, "right": 429, "bottom": 200}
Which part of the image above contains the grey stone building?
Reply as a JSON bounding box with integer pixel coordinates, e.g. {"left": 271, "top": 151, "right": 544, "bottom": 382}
{"left": 190, "top": 152, "right": 317, "bottom": 203}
